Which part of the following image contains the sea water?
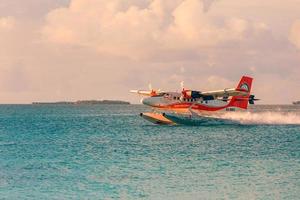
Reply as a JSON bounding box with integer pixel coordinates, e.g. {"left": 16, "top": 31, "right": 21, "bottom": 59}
{"left": 0, "top": 105, "right": 299, "bottom": 199}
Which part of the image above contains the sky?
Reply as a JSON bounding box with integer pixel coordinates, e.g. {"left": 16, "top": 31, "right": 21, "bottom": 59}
{"left": 0, "top": 0, "right": 300, "bottom": 104}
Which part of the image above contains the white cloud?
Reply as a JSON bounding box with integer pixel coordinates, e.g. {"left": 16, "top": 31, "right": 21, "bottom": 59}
{"left": 201, "top": 0, "right": 217, "bottom": 13}
{"left": 42, "top": 0, "right": 265, "bottom": 60}
{"left": 289, "top": 20, "right": 300, "bottom": 49}
{"left": 0, "top": 0, "right": 299, "bottom": 104}
{"left": 0, "top": 0, "right": 69, "bottom": 18}
{"left": 206, "top": 75, "right": 234, "bottom": 89}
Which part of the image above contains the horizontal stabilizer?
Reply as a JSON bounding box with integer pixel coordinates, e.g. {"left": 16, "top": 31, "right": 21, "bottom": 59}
{"left": 249, "top": 95, "right": 260, "bottom": 104}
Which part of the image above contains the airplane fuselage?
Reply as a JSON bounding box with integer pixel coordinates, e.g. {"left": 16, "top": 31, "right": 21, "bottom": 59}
{"left": 142, "top": 92, "right": 233, "bottom": 113}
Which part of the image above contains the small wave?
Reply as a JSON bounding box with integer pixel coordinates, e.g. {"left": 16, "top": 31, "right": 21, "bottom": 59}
{"left": 220, "top": 112, "right": 300, "bottom": 125}
{"left": 0, "top": 142, "right": 16, "bottom": 146}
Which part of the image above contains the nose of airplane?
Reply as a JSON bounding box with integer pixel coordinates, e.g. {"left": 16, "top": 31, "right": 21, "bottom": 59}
{"left": 142, "top": 97, "right": 153, "bottom": 106}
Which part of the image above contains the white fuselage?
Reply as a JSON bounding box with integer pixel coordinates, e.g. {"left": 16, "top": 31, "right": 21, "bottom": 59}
{"left": 142, "top": 92, "right": 233, "bottom": 113}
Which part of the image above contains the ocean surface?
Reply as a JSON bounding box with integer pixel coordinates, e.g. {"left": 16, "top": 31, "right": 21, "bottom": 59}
{"left": 0, "top": 104, "right": 299, "bottom": 199}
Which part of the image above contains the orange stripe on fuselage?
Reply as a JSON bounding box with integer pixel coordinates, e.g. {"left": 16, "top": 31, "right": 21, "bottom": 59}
{"left": 152, "top": 102, "right": 229, "bottom": 111}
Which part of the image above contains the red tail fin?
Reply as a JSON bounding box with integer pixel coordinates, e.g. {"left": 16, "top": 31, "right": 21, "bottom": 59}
{"left": 236, "top": 76, "right": 253, "bottom": 93}
{"left": 228, "top": 76, "right": 253, "bottom": 109}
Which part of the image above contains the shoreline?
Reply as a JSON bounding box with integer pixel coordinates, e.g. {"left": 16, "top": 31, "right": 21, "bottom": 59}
{"left": 32, "top": 100, "right": 130, "bottom": 105}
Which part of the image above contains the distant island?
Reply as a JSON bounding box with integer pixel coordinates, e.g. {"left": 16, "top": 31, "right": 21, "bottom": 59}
{"left": 293, "top": 101, "right": 300, "bottom": 105}
{"left": 32, "top": 100, "right": 130, "bottom": 105}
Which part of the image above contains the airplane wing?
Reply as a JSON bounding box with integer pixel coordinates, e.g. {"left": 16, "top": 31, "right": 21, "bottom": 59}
{"left": 130, "top": 90, "right": 153, "bottom": 96}
{"left": 201, "top": 88, "right": 248, "bottom": 98}
{"left": 130, "top": 90, "right": 162, "bottom": 96}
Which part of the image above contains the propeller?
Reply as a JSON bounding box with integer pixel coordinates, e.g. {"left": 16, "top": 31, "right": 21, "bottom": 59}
{"left": 180, "top": 81, "right": 185, "bottom": 91}
{"left": 148, "top": 83, "right": 161, "bottom": 96}
{"left": 140, "top": 97, "right": 144, "bottom": 104}
{"left": 148, "top": 83, "right": 153, "bottom": 91}
{"left": 180, "top": 81, "right": 187, "bottom": 101}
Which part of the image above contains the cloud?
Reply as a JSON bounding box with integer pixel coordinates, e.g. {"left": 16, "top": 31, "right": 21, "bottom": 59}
{"left": 0, "top": 0, "right": 299, "bottom": 104}
{"left": 201, "top": 0, "right": 217, "bottom": 13}
{"left": 0, "top": 16, "right": 15, "bottom": 31}
{"left": 0, "top": 0, "right": 69, "bottom": 18}
{"left": 289, "top": 20, "right": 300, "bottom": 49}
{"left": 42, "top": 0, "right": 265, "bottom": 60}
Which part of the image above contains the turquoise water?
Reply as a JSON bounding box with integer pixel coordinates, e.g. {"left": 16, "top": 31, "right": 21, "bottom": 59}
{"left": 0, "top": 105, "right": 299, "bottom": 199}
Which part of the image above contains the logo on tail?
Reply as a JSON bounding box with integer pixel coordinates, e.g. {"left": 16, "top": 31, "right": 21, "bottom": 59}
{"left": 240, "top": 83, "right": 249, "bottom": 92}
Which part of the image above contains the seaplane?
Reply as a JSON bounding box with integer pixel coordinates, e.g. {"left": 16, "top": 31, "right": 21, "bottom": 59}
{"left": 130, "top": 76, "right": 259, "bottom": 125}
